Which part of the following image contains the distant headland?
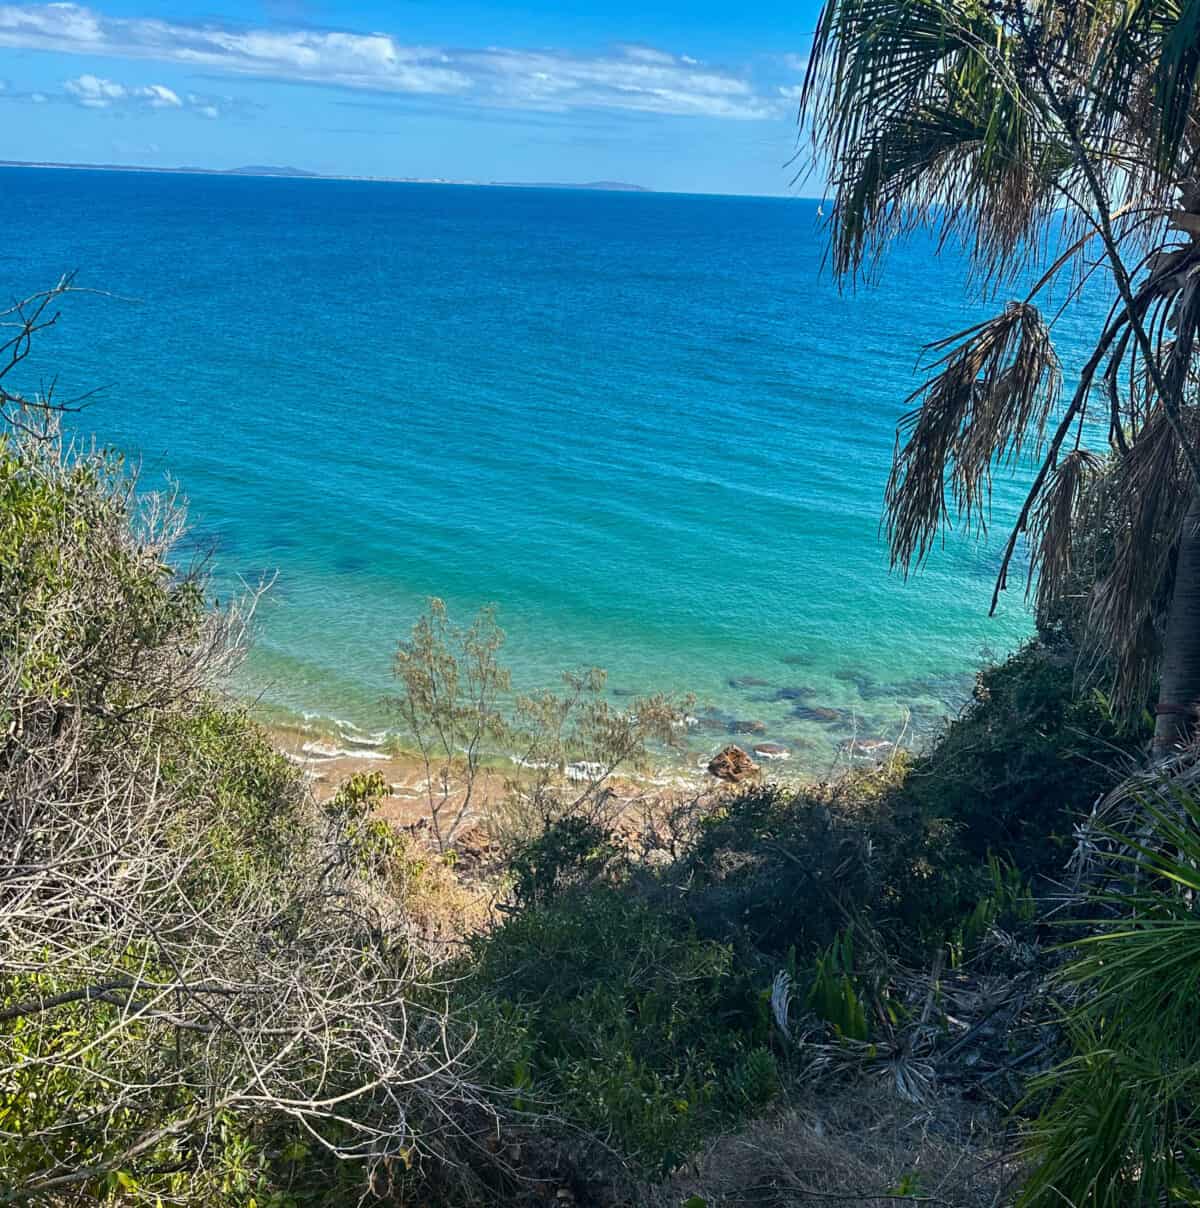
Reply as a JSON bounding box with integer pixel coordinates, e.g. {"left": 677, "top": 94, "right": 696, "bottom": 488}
{"left": 0, "top": 159, "right": 650, "bottom": 191}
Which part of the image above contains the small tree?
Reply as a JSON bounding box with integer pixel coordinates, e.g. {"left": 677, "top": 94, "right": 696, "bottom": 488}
{"left": 391, "top": 598, "right": 510, "bottom": 850}
{"left": 391, "top": 602, "right": 692, "bottom": 855}
{"left": 499, "top": 668, "right": 691, "bottom": 852}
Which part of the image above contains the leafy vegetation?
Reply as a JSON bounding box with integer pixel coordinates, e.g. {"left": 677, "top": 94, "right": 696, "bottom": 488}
{"left": 893, "top": 642, "right": 1150, "bottom": 880}
{"left": 1020, "top": 784, "right": 1200, "bottom": 1206}
{"left": 465, "top": 889, "right": 769, "bottom": 1176}
{"left": 5, "top": 288, "right": 1199, "bottom": 1203}
{"left": 0, "top": 428, "right": 483, "bottom": 1205}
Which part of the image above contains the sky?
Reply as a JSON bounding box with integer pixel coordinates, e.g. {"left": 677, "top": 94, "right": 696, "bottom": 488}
{"left": 0, "top": 2, "right": 825, "bottom": 195}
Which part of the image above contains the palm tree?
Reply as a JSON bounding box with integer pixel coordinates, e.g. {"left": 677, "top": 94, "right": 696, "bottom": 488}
{"left": 798, "top": 0, "right": 1200, "bottom": 755}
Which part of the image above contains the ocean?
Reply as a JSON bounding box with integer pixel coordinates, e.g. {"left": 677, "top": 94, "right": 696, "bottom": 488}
{"left": 2, "top": 167, "right": 1111, "bottom": 771}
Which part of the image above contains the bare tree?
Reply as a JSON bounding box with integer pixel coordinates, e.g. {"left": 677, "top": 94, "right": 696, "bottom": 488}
{"left": 0, "top": 274, "right": 106, "bottom": 439}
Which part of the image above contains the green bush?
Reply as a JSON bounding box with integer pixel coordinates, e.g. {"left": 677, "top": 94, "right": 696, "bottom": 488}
{"left": 672, "top": 766, "right": 974, "bottom": 957}
{"left": 893, "top": 643, "right": 1148, "bottom": 879}
{"left": 507, "top": 814, "right": 620, "bottom": 907}
{"left": 0, "top": 431, "right": 477, "bottom": 1205}
{"left": 465, "top": 888, "right": 773, "bottom": 1175}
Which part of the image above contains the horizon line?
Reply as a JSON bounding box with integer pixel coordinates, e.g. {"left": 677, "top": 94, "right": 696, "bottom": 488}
{"left": 0, "top": 158, "right": 825, "bottom": 201}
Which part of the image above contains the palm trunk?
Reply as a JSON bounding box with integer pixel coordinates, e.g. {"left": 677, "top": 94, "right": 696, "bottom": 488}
{"left": 1154, "top": 490, "right": 1200, "bottom": 756}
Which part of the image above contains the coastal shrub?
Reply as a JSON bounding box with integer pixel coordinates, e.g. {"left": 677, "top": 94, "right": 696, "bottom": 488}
{"left": 893, "top": 642, "right": 1148, "bottom": 881}
{"left": 507, "top": 813, "right": 620, "bottom": 907}
{"left": 0, "top": 430, "right": 481, "bottom": 1204}
{"left": 489, "top": 663, "right": 691, "bottom": 873}
{"left": 675, "top": 780, "right": 883, "bottom": 959}
{"left": 671, "top": 765, "right": 972, "bottom": 957}
{"left": 464, "top": 887, "right": 773, "bottom": 1175}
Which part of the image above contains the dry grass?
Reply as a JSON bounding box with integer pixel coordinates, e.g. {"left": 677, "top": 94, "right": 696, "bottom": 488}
{"left": 656, "top": 1086, "right": 1021, "bottom": 1207}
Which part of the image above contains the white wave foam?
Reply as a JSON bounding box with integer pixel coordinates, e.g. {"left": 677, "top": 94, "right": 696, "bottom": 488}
{"left": 300, "top": 740, "right": 389, "bottom": 762}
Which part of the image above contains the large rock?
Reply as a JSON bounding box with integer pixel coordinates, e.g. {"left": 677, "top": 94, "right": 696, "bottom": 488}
{"left": 707, "top": 745, "right": 759, "bottom": 782}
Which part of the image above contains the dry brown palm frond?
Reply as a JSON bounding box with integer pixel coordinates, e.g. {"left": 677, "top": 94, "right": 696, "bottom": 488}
{"left": 1028, "top": 447, "right": 1103, "bottom": 616}
{"left": 886, "top": 301, "right": 1061, "bottom": 569}
{"left": 1091, "top": 408, "right": 1194, "bottom": 713}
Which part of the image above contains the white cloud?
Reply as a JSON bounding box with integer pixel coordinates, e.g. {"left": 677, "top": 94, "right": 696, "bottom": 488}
{"left": 0, "top": 3, "right": 775, "bottom": 119}
{"left": 64, "top": 72, "right": 126, "bottom": 106}
{"left": 187, "top": 92, "right": 221, "bottom": 119}
{"left": 64, "top": 72, "right": 225, "bottom": 116}
{"left": 459, "top": 45, "right": 770, "bottom": 119}
{"left": 143, "top": 82, "right": 180, "bottom": 107}
{"left": 778, "top": 84, "right": 804, "bottom": 101}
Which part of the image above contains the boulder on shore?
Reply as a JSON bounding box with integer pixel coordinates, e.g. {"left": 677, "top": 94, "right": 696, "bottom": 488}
{"left": 707, "top": 745, "right": 759, "bottom": 782}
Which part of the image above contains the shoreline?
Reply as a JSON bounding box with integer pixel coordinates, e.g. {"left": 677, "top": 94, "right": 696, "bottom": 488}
{"left": 263, "top": 700, "right": 904, "bottom": 836}
{"left": 239, "top": 642, "right": 974, "bottom": 785}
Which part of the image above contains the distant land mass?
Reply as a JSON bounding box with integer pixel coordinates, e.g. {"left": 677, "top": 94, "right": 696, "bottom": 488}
{"left": 491, "top": 180, "right": 650, "bottom": 192}
{"left": 0, "top": 159, "right": 649, "bottom": 191}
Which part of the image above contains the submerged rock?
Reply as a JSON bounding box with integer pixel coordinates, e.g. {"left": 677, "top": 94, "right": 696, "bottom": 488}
{"left": 775, "top": 686, "right": 815, "bottom": 702}
{"left": 793, "top": 705, "right": 846, "bottom": 724}
{"left": 707, "top": 745, "right": 759, "bottom": 782}
{"left": 842, "top": 737, "right": 895, "bottom": 760}
{"left": 729, "top": 719, "right": 768, "bottom": 735}
{"left": 753, "top": 742, "right": 791, "bottom": 760}
{"left": 728, "top": 675, "right": 772, "bottom": 689}
{"left": 693, "top": 715, "right": 733, "bottom": 733}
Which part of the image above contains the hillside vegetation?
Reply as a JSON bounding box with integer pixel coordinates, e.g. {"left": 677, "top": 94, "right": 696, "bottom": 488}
{"left": 7, "top": 413, "right": 1200, "bottom": 1206}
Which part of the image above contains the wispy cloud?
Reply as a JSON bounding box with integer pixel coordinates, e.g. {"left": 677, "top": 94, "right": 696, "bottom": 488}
{"left": 62, "top": 71, "right": 233, "bottom": 116}
{"left": 0, "top": 3, "right": 777, "bottom": 119}
{"left": 66, "top": 73, "right": 179, "bottom": 107}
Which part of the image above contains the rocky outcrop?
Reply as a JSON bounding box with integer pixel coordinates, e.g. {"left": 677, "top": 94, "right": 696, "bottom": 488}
{"left": 707, "top": 745, "right": 759, "bottom": 782}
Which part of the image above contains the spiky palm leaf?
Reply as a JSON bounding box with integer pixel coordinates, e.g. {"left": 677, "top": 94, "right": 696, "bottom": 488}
{"left": 1020, "top": 784, "right": 1200, "bottom": 1206}
{"left": 802, "top": 0, "right": 1200, "bottom": 723}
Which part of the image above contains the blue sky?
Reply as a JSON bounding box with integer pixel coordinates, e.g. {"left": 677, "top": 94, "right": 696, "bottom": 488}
{"left": 0, "top": 2, "right": 823, "bottom": 194}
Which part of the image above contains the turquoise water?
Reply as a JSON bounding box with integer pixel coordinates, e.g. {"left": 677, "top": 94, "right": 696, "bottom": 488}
{"left": 2, "top": 168, "right": 1110, "bottom": 769}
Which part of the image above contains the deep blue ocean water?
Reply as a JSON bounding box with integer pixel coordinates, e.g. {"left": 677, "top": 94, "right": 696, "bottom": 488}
{"left": 1, "top": 167, "right": 1111, "bottom": 770}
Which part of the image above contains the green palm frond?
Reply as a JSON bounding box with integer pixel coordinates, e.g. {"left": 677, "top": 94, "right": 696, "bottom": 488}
{"left": 802, "top": 0, "right": 1073, "bottom": 277}
{"left": 1021, "top": 784, "right": 1200, "bottom": 1206}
